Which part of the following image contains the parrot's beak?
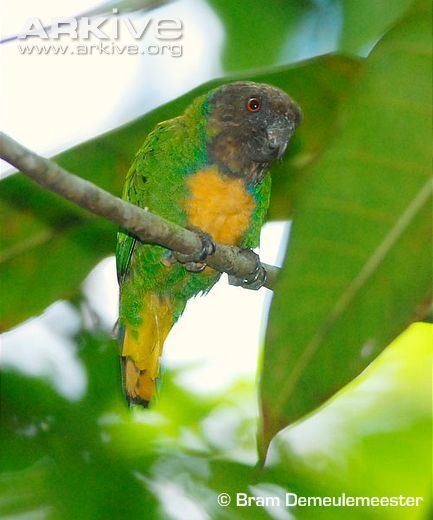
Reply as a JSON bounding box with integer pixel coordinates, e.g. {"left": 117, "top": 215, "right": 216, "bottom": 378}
{"left": 266, "top": 119, "right": 296, "bottom": 159}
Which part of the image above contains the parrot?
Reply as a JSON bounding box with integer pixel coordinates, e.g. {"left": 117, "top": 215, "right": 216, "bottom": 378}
{"left": 116, "top": 81, "right": 301, "bottom": 406}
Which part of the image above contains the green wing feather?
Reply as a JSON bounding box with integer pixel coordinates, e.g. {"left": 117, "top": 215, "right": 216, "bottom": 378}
{"left": 116, "top": 118, "right": 188, "bottom": 283}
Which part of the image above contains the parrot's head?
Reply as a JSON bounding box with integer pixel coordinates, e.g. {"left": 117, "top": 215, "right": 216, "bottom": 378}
{"left": 205, "top": 81, "right": 301, "bottom": 184}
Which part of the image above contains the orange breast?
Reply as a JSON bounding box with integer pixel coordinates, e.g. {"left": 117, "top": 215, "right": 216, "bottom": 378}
{"left": 185, "top": 167, "right": 255, "bottom": 245}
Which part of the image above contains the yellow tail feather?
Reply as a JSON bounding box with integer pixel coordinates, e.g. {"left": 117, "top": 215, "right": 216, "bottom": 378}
{"left": 122, "top": 293, "right": 173, "bottom": 405}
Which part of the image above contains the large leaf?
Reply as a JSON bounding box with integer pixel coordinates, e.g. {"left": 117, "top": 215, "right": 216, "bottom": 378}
{"left": 208, "top": 0, "right": 415, "bottom": 72}
{"left": 338, "top": 0, "right": 415, "bottom": 54}
{"left": 260, "top": 0, "right": 432, "bottom": 454}
{"left": 267, "top": 323, "right": 432, "bottom": 519}
{"left": 0, "top": 55, "right": 359, "bottom": 330}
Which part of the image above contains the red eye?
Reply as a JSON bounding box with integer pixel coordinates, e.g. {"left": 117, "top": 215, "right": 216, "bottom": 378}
{"left": 247, "top": 97, "right": 261, "bottom": 112}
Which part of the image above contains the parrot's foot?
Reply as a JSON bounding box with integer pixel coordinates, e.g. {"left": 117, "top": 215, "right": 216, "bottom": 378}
{"left": 228, "top": 249, "right": 267, "bottom": 290}
{"left": 175, "top": 226, "right": 216, "bottom": 272}
{"left": 184, "top": 261, "right": 207, "bottom": 273}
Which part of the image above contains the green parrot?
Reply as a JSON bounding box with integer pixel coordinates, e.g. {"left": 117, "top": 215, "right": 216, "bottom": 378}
{"left": 116, "top": 81, "right": 301, "bottom": 405}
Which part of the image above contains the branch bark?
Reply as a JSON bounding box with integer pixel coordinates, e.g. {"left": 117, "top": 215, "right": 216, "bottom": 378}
{"left": 0, "top": 132, "right": 281, "bottom": 289}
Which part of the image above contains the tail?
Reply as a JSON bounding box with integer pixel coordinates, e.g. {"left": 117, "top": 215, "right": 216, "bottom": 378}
{"left": 120, "top": 293, "right": 173, "bottom": 406}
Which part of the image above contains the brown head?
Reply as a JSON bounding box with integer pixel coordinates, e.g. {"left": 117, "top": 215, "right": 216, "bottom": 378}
{"left": 205, "top": 81, "right": 301, "bottom": 185}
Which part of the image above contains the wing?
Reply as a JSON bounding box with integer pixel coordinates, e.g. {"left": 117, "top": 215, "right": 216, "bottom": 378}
{"left": 115, "top": 122, "right": 165, "bottom": 284}
{"left": 115, "top": 154, "right": 143, "bottom": 284}
{"left": 116, "top": 113, "right": 207, "bottom": 284}
{"left": 116, "top": 232, "right": 136, "bottom": 284}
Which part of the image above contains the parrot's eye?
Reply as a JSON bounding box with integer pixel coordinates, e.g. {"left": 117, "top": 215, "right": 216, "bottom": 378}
{"left": 246, "top": 97, "right": 261, "bottom": 113}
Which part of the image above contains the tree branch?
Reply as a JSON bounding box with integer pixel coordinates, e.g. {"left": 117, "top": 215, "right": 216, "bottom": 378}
{"left": 0, "top": 132, "right": 281, "bottom": 289}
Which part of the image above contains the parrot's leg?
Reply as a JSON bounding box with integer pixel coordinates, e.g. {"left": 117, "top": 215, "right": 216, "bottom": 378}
{"left": 174, "top": 226, "right": 216, "bottom": 272}
{"left": 228, "top": 249, "right": 267, "bottom": 290}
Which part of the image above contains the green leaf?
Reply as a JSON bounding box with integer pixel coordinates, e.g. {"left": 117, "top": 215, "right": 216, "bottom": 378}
{"left": 0, "top": 329, "right": 160, "bottom": 518}
{"left": 339, "top": 0, "right": 415, "bottom": 54}
{"left": 260, "top": 0, "right": 432, "bottom": 454}
{"left": 208, "top": 0, "right": 305, "bottom": 71}
{"left": 266, "top": 56, "right": 361, "bottom": 220}
{"left": 268, "top": 323, "right": 432, "bottom": 519}
{"left": 0, "top": 177, "right": 115, "bottom": 330}
{"left": 207, "top": 0, "right": 415, "bottom": 72}
{"left": 0, "top": 55, "right": 359, "bottom": 330}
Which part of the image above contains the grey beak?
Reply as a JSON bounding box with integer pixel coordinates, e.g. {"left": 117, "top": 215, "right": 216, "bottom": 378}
{"left": 267, "top": 120, "right": 295, "bottom": 158}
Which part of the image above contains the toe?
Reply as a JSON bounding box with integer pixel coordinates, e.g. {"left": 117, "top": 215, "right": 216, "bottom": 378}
{"left": 184, "top": 261, "right": 206, "bottom": 273}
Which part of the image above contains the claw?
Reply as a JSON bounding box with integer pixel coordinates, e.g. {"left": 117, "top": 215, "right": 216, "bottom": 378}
{"left": 228, "top": 249, "right": 267, "bottom": 290}
{"left": 175, "top": 226, "right": 216, "bottom": 269}
{"left": 184, "top": 261, "right": 206, "bottom": 273}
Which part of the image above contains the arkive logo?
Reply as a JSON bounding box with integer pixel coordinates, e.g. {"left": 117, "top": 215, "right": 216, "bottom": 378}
{"left": 18, "top": 10, "right": 183, "bottom": 41}
{"left": 16, "top": 10, "right": 184, "bottom": 57}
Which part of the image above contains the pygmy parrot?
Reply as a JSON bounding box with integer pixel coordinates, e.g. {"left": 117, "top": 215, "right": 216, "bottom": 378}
{"left": 116, "top": 81, "right": 301, "bottom": 406}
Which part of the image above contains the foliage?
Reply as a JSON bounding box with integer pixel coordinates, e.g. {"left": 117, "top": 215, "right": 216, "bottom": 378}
{"left": 208, "top": 0, "right": 414, "bottom": 71}
{"left": 1, "top": 312, "right": 430, "bottom": 518}
{"left": 260, "top": 0, "right": 432, "bottom": 452}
